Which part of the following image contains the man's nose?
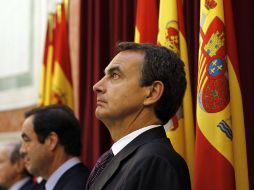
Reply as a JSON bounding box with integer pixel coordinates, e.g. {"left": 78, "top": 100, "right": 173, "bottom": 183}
{"left": 93, "top": 78, "right": 106, "bottom": 94}
{"left": 19, "top": 143, "right": 26, "bottom": 155}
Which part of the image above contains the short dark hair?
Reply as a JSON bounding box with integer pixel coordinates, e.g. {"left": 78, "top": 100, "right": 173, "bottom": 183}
{"left": 10, "top": 143, "right": 22, "bottom": 164}
{"left": 118, "top": 42, "right": 186, "bottom": 124}
{"left": 25, "top": 104, "right": 82, "bottom": 156}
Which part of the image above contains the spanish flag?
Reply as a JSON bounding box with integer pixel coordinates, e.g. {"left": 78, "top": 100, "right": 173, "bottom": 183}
{"left": 194, "top": 0, "right": 249, "bottom": 189}
{"left": 157, "top": 0, "right": 195, "bottom": 185}
{"left": 134, "top": 0, "right": 158, "bottom": 43}
{"left": 39, "top": 0, "right": 74, "bottom": 110}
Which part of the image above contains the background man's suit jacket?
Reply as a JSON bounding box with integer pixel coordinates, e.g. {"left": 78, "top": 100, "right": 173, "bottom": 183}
{"left": 19, "top": 178, "right": 35, "bottom": 190}
{"left": 90, "top": 126, "right": 191, "bottom": 190}
{"left": 53, "top": 163, "right": 90, "bottom": 190}
{"left": 0, "top": 177, "right": 36, "bottom": 190}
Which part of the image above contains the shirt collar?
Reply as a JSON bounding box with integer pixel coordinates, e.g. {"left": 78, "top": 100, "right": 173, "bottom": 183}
{"left": 45, "top": 157, "right": 81, "bottom": 190}
{"left": 9, "top": 177, "right": 30, "bottom": 190}
{"left": 111, "top": 125, "right": 160, "bottom": 155}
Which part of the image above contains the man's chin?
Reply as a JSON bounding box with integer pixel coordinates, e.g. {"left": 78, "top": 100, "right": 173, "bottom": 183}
{"left": 26, "top": 165, "right": 35, "bottom": 175}
{"left": 95, "top": 110, "right": 105, "bottom": 119}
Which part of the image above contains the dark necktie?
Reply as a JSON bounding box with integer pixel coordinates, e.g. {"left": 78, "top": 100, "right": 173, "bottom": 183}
{"left": 86, "top": 149, "right": 114, "bottom": 190}
{"left": 40, "top": 180, "right": 46, "bottom": 190}
{"left": 32, "top": 179, "right": 46, "bottom": 190}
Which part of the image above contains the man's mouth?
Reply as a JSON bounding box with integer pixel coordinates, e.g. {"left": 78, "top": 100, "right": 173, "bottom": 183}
{"left": 96, "top": 99, "right": 106, "bottom": 106}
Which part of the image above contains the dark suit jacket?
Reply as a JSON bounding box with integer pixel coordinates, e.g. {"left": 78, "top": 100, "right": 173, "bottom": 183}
{"left": 53, "top": 163, "right": 90, "bottom": 190}
{"left": 0, "top": 178, "right": 35, "bottom": 190}
{"left": 90, "top": 126, "right": 191, "bottom": 190}
{"left": 19, "top": 178, "right": 35, "bottom": 190}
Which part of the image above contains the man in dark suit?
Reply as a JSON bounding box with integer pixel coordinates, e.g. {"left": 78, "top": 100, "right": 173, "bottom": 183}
{"left": 87, "top": 42, "right": 191, "bottom": 190}
{"left": 0, "top": 142, "right": 35, "bottom": 190}
{"left": 20, "top": 105, "right": 90, "bottom": 190}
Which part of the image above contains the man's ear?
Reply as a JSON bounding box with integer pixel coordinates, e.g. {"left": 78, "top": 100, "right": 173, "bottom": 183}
{"left": 45, "top": 132, "right": 59, "bottom": 151}
{"left": 144, "top": 81, "right": 164, "bottom": 106}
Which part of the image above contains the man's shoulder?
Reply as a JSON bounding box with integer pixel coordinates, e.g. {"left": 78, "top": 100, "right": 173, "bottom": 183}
{"left": 133, "top": 137, "right": 179, "bottom": 161}
{"left": 125, "top": 132, "right": 188, "bottom": 171}
{"left": 61, "top": 162, "right": 90, "bottom": 181}
{"left": 130, "top": 126, "right": 174, "bottom": 156}
{"left": 69, "top": 162, "right": 90, "bottom": 173}
{"left": 118, "top": 126, "right": 179, "bottom": 163}
{"left": 53, "top": 163, "right": 90, "bottom": 190}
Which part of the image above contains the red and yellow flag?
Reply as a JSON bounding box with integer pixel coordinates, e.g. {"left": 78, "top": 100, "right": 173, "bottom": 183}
{"left": 39, "top": 0, "right": 74, "bottom": 110}
{"left": 134, "top": 0, "right": 158, "bottom": 43}
{"left": 194, "top": 0, "right": 249, "bottom": 189}
{"left": 157, "top": 0, "right": 195, "bottom": 185}
{"left": 39, "top": 12, "right": 55, "bottom": 106}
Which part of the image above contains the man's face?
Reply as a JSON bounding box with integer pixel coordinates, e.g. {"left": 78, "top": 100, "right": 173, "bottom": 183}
{"left": 93, "top": 50, "right": 148, "bottom": 124}
{"left": 20, "top": 116, "right": 52, "bottom": 177}
{"left": 0, "top": 146, "right": 17, "bottom": 189}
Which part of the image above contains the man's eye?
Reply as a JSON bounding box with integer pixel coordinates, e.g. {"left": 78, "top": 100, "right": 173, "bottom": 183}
{"left": 22, "top": 137, "right": 30, "bottom": 143}
{"left": 112, "top": 73, "right": 120, "bottom": 79}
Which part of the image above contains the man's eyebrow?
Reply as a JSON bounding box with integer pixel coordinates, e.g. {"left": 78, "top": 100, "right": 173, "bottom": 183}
{"left": 105, "top": 65, "right": 121, "bottom": 75}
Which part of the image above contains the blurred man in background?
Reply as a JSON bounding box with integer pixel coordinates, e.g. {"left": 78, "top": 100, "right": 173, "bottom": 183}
{"left": 0, "top": 142, "right": 35, "bottom": 190}
{"left": 20, "top": 104, "right": 90, "bottom": 190}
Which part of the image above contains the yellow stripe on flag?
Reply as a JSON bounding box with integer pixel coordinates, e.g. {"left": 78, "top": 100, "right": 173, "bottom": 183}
{"left": 157, "top": 0, "right": 195, "bottom": 186}
{"left": 134, "top": 27, "right": 141, "bottom": 43}
{"left": 52, "top": 62, "right": 74, "bottom": 109}
{"left": 228, "top": 57, "right": 249, "bottom": 190}
{"left": 44, "top": 45, "right": 54, "bottom": 105}
{"left": 39, "top": 13, "right": 55, "bottom": 106}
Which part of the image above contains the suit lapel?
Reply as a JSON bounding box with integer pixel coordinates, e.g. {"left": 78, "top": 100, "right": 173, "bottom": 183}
{"left": 91, "top": 126, "right": 167, "bottom": 190}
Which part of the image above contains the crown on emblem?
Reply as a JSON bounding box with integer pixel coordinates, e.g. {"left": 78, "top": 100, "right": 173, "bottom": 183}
{"left": 204, "top": 30, "right": 224, "bottom": 57}
{"left": 165, "top": 32, "right": 179, "bottom": 55}
{"left": 205, "top": 0, "right": 217, "bottom": 10}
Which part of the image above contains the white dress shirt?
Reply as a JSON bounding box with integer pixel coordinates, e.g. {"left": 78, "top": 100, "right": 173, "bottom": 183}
{"left": 45, "top": 157, "right": 81, "bottom": 190}
{"left": 111, "top": 125, "right": 160, "bottom": 156}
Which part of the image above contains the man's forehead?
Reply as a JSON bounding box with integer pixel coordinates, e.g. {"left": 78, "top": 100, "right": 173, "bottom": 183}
{"left": 22, "top": 115, "right": 34, "bottom": 128}
{"left": 113, "top": 50, "right": 145, "bottom": 61}
{"left": 105, "top": 51, "right": 144, "bottom": 72}
{"left": 21, "top": 117, "right": 35, "bottom": 136}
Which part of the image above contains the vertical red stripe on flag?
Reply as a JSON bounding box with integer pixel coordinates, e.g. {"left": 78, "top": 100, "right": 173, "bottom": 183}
{"left": 135, "top": 0, "right": 158, "bottom": 44}
{"left": 176, "top": 0, "right": 185, "bottom": 37}
{"left": 223, "top": 0, "right": 239, "bottom": 79}
{"left": 54, "top": 3, "right": 73, "bottom": 83}
{"left": 195, "top": 126, "right": 235, "bottom": 190}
